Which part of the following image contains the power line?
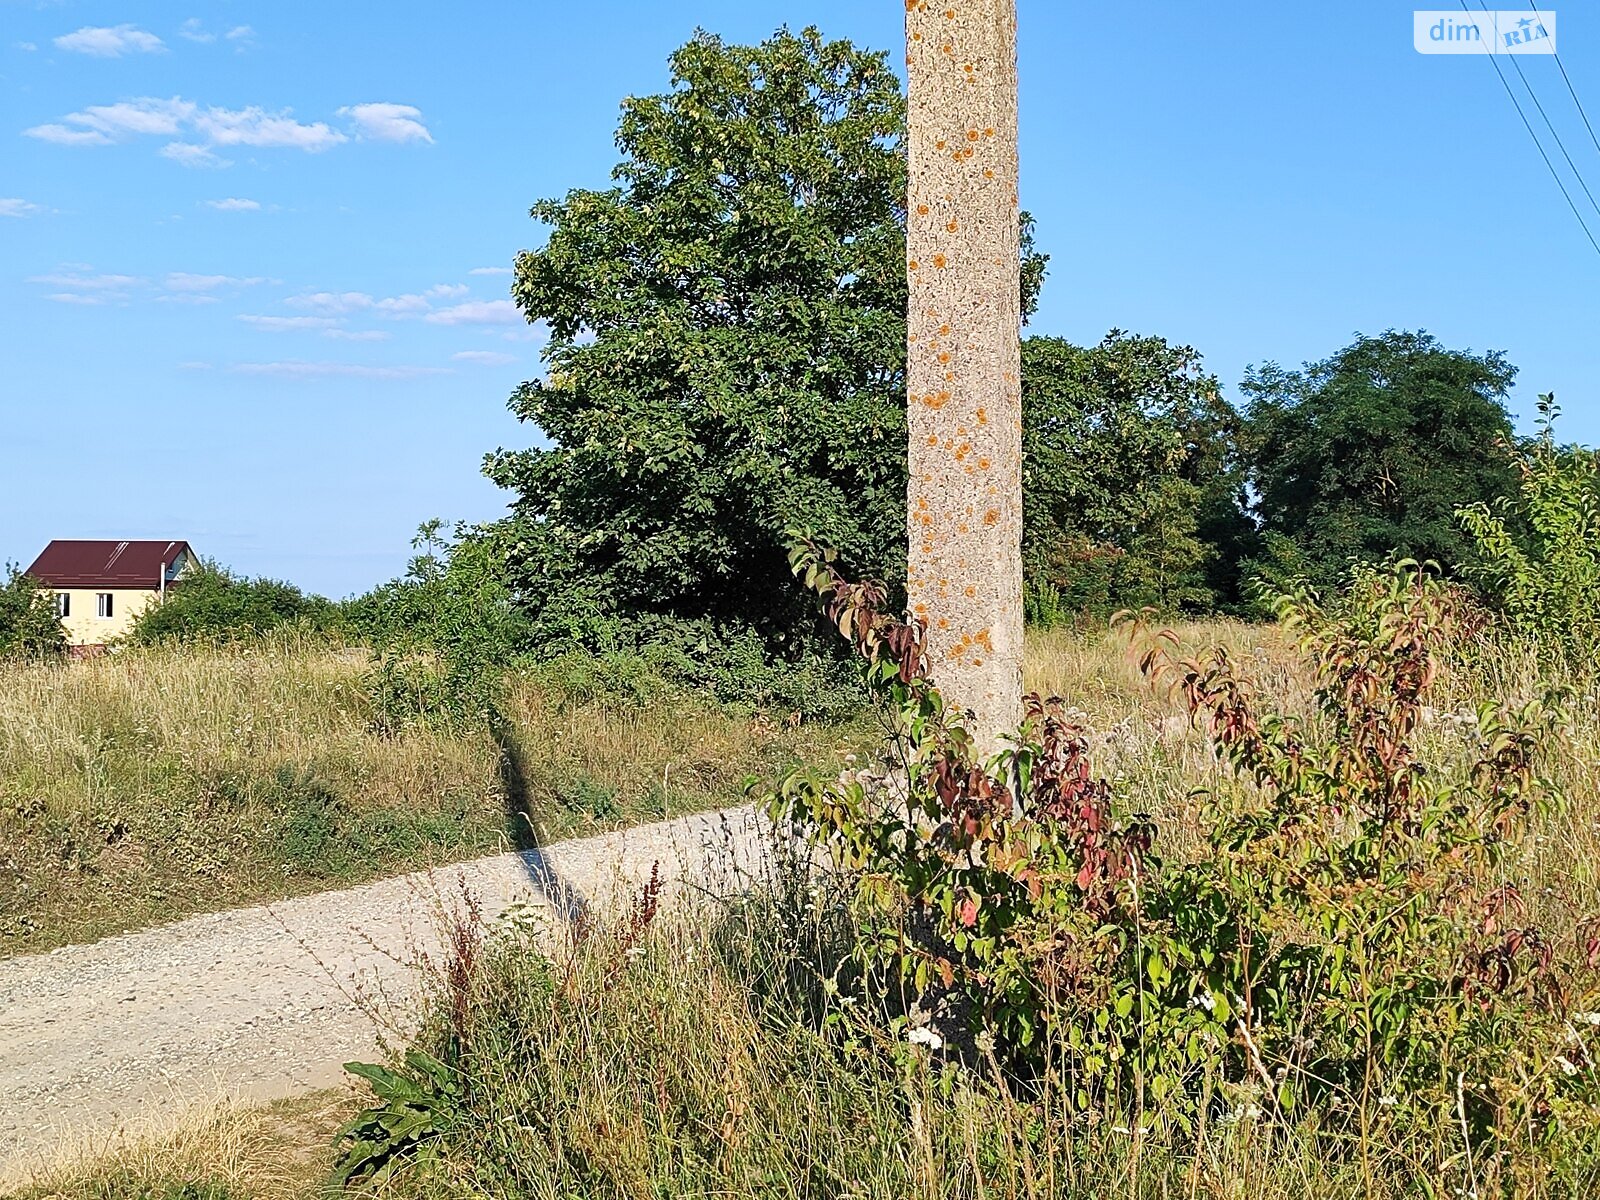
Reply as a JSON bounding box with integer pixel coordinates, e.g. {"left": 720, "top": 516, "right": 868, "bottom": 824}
{"left": 1489, "top": 3, "right": 1600, "bottom": 219}
{"left": 1525, "top": 0, "right": 1600, "bottom": 160}
{"left": 1458, "top": 0, "right": 1600, "bottom": 257}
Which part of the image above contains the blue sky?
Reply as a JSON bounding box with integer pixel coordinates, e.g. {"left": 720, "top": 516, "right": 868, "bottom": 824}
{"left": 3, "top": 2, "right": 1597, "bottom": 596}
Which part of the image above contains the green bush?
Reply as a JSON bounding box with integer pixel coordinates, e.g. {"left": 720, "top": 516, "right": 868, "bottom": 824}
{"left": 762, "top": 544, "right": 1594, "bottom": 1170}
{"left": 354, "top": 521, "right": 865, "bottom": 724}
{"left": 1458, "top": 393, "right": 1600, "bottom": 661}
{"left": 0, "top": 564, "right": 65, "bottom": 658}
{"left": 127, "top": 561, "right": 337, "bottom": 645}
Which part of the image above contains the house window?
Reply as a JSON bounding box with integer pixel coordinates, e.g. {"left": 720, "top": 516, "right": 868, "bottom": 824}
{"left": 96, "top": 593, "right": 114, "bottom": 619}
{"left": 56, "top": 593, "right": 70, "bottom": 618}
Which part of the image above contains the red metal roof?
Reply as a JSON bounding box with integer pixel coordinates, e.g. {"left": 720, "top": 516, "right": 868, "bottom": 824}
{"left": 25, "top": 540, "right": 193, "bottom": 589}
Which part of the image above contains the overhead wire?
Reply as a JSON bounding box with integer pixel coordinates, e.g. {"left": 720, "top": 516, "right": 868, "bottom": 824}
{"left": 1486, "top": 3, "right": 1600, "bottom": 219}
{"left": 1526, "top": 0, "right": 1600, "bottom": 159}
{"left": 1457, "top": 0, "right": 1600, "bottom": 256}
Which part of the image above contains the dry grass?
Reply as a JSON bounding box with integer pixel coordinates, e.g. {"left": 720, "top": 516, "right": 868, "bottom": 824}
{"left": 1, "top": 1089, "right": 359, "bottom": 1200}
{"left": 13, "top": 619, "right": 1600, "bottom": 1198}
{"left": 1028, "top": 619, "right": 1600, "bottom": 924}
{"left": 0, "top": 633, "right": 869, "bottom": 957}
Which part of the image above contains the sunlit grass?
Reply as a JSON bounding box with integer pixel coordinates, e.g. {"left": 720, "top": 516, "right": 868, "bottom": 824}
{"left": 0, "top": 633, "right": 868, "bottom": 956}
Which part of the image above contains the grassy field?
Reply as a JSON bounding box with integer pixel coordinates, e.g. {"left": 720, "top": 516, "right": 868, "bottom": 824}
{"left": 0, "top": 634, "right": 869, "bottom": 956}
{"left": 10, "top": 617, "right": 1600, "bottom": 1198}
{"left": 4, "top": 1090, "right": 361, "bottom": 1200}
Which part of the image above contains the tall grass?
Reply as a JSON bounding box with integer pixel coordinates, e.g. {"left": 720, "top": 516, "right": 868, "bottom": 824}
{"left": 354, "top": 843, "right": 1600, "bottom": 1199}
{"left": 0, "top": 633, "right": 867, "bottom": 956}
{"left": 14, "top": 620, "right": 1600, "bottom": 1198}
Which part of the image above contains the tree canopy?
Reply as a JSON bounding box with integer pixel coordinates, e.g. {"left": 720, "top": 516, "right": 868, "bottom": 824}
{"left": 483, "top": 27, "right": 1045, "bottom": 656}
{"left": 1243, "top": 330, "right": 1518, "bottom": 589}
{"left": 1022, "top": 332, "right": 1253, "bottom": 618}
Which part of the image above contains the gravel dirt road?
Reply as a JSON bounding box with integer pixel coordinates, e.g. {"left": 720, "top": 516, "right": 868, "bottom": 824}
{"left": 0, "top": 805, "right": 765, "bottom": 1184}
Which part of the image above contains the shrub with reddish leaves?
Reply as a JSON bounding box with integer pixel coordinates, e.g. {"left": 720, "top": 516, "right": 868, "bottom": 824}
{"left": 766, "top": 542, "right": 1600, "bottom": 1176}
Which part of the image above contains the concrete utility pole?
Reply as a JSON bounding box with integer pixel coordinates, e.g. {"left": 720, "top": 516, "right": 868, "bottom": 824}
{"left": 905, "top": 0, "right": 1023, "bottom": 755}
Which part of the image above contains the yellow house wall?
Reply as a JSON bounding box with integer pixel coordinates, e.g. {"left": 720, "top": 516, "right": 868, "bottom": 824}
{"left": 56, "top": 588, "right": 159, "bottom": 646}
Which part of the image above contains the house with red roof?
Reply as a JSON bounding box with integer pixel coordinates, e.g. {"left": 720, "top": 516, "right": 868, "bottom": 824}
{"left": 25, "top": 540, "right": 197, "bottom": 649}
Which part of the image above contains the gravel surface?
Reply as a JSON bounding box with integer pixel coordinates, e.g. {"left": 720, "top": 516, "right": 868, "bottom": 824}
{"left": 0, "top": 805, "right": 766, "bottom": 1183}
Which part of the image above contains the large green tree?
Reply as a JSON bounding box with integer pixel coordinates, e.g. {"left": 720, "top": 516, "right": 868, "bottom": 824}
{"left": 483, "top": 28, "right": 1044, "bottom": 655}
{"left": 1243, "top": 330, "right": 1518, "bottom": 589}
{"left": 1022, "top": 332, "right": 1253, "bottom": 618}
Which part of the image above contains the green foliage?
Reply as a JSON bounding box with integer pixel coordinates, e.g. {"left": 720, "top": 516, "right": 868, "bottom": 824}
{"left": 1244, "top": 330, "right": 1519, "bottom": 594}
{"left": 764, "top": 542, "right": 1591, "bottom": 1158}
{"left": 127, "top": 560, "right": 336, "bottom": 645}
{"left": 0, "top": 565, "right": 66, "bottom": 658}
{"left": 1021, "top": 332, "right": 1254, "bottom": 619}
{"left": 1133, "top": 564, "right": 1578, "bottom": 1131}
{"left": 349, "top": 521, "right": 526, "bottom": 733}
{"left": 1458, "top": 393, "right": 1600, "bottom": 660}
{"left": 479, "top": 28, "right": 1045, "bottom": 680}
{"left": 330, "top": 1049, "right": 465, "bottom": 1188}
{"left": 55, "top": 1175, "right": 237, "bottom": 1200}
{"left": 483, "top": 28, "right": 910, "bottom": 644}
{"left": 347, "top": 520, "right": 524, "bottom": 666}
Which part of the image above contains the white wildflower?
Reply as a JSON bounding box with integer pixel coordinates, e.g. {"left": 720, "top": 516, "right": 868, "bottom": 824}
{"left": 1555, "top": 1055, "right": 1580, "bottom": 1077}
{"left": 1378, "top": 1094, "right": 1397, "bottom": 1107}
{"left": 907, "top": 1026, "right": 944, "bottom": 1050}
{"left": 1577, "top": 1011, "right": 1600, "bottom": 1027}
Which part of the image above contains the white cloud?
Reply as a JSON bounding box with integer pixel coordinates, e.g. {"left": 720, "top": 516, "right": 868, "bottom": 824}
{"left": 194, "top": 106, "right": 345, "bottom": 151}
{"left": 324, "top": 329, "right": 391, "bottom": 342}
{"left": 237, "top": 314, "right": 339, "bottom": 332}
{"left": 76, "top": 98, "right": 196, "bottom": 137}
{"left": 339, "top": 102, "right": 433, "bottom": 144}
{"left": 452, "top": 350, "right": 517, "bottom": 366}
{"left": 424, "top": 300, "right": 521, "bottom": 326}
{"left": 157, "top": 293, "right": 220, "bottom": 305}
{"left": 178, "top": 19, "right": 215, "bottom": 44}
{"left": 375, "top": 293, "right": 432, "bottom": 317}
{"left": 0, "top": 198, "right": 43, "bottom": 218}
{"left": 23, "top": 96, "right": 433, "bottom": 162}
{"left": 46, "top": 293, "right": 107, "bottom": 306}
{"left": 288, "top": 291, "right": 374, "bottom": 314}
{"left": 54, "top": 25, "right": 165, "bottom": 57}
{"left": 16, "top": 42, "right": 38, "bottom": 53}
{"left": 232, "top": 361, "right": 450, "bottom": 381}
{"left": 289, "top": 288, "right": 471, "bottom": 320}
{"left": 28, "top": 271, "right": 143, "bottom": 290}
{"left": 469, "top": 266, "right": 513, "bottom": 276}
{"left": 24, "top": 124, "right": 113, "bottom": 147}
{"left": 178, "top": 361, "right": 212, "bottom": 370}
{"left": 160, "top": 142, "right": 229, "bottom": 168}
{"left": 204, "top": 197, "right": 260, "bottom": 211}
{"left": 166, "top": 272, "right": 265, "bottom": 291}
{"left": 225, "top": 25, "right": 255, "bottom": 42}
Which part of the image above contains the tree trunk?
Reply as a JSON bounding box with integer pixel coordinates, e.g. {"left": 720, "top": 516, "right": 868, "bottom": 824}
{"left": 905, "top": 0, "right": 1023, "bottom": 755}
